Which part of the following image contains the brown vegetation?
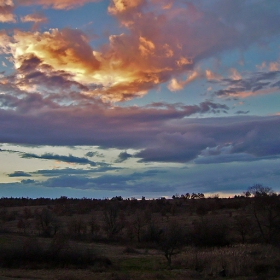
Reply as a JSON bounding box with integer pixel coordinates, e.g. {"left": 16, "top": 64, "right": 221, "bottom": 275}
{"left": 0, "top": 185, "right": 280, "bottom": 279}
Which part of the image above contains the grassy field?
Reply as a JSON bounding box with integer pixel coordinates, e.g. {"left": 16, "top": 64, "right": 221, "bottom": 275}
{"left": 1, "top": 195, "right": 280, "bottom": 279}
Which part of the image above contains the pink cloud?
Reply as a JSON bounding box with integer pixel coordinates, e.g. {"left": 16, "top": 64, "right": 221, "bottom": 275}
{"left": 15, "top": 0, "right": 99, "bottom": 10}
{"left": 2, "top": 1, "right": 280, "bottom": 102}
{"left": 0, "top": 0, "right": 16, "bottom": 22}
{"left": 20, "top": 12, "right": 48, "bottom": 30}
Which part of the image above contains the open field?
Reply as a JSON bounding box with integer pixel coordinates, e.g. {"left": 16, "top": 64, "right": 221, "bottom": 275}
{"left": 1, "top": 194, "right": 280, "bottom": 279}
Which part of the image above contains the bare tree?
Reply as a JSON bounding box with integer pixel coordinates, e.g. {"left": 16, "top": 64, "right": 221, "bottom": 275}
{"left": 234, "top": 214, "right": 252, "bottom": 243}
{"left": 103, "top": 203, "right": 124, "bottom": 238}
{"left": 88, "top": 214, "right": 100, "bottom": 237}
{"left": 130, "top": 210, "right": 151, "bottom": 242}
{"left": 35, "top": 208, "right": 60, "bottom": 237}
{"left": 247, "top": 184, "right": 275, "bottom": 197}
{"left": 251, "top": 195, "right": 280, "bottom": 244}
{"left": 158, "top": 220, "right": 186, "bottom": 268}
{"left": 67, "top": 217, "right": 87, "bottom": 239}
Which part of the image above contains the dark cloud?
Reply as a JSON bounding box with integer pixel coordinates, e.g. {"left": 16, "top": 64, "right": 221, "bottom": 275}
{"left": 135, "top": 116, "right": 280, "bottom": 163}
{"left": 136, "top": 132, "right": 215, "bottom": 163}
{"left": 8, "top": 171, "right": 31, "bottom": 177}
{"left": 215, "top": 71, "right": 280, "bottom": 97}
{"left": 42, "top": 170, "right": 170, "bottom": 191}
{"left": 115, "top": 151, "right": 133, "bottom": 163}
{"left": 85, "top": 151, "right": 104, "bottom": 158}
{"left": 195, "top": 153, "right": 280, "bottom": 165}
{"left": 0, "top": 100, "right": 229, "bottom": 148}
{"left": 21, "top": 152, "right": 97, "bottom": 166}
{"left": 85, "top": 151, "right": 96, "bottom": 157}
{"left": 0, "top": 99, "right": 280, "bottom": 164}
{"left": 21, "top": 179, "right": 35, "bottom": 184}
{"left": 32, "top": 166, "right": 120, "bottom": 177}
{"left": 235, "top": 110, "right": 249, "bottom": 115}
{"left": 16, "top": 54, "right": 91, "bottom": 92}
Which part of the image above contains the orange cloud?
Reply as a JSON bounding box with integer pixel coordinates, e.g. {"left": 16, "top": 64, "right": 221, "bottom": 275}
{"left": 168, "top": 71, "right": 199, "bottom": 91}
{"left": 168, "top": 69, "right": 221, "bottom": 92}
{"left": 12, "top": 29, "right": 100, "bottom": 75}
{"left": 6, "top": 28, "right": 168, "bottom": 101}
{"left": 108, "top": 0, "right": 144, "bottom": 14}
{"left": 139, "top": 36, "right": 155, "bottom": 57}
{"left": 20, "top": 12, "right": 48, "bottom": 30}
{"left": 15, "top": 0, "right": 99, "bottom": 9}
{"left": 20, "top": 12, "right": 47, "bottom": 23}
{"left": 7, "top": 1, "right": 269, "bottom": 102}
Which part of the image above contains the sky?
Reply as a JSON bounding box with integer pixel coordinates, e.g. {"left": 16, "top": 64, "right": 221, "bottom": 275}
{"left": 0, "top": 0, "right": 280, "bottom": 199}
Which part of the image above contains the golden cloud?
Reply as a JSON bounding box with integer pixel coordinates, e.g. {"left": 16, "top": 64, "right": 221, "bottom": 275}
{"left": 6, "top": 24, "right": 196, "bottom": 101}
{"left": 12, "top": 29, "right": 100, "bottom": 75}
{"left": 108, "top": 0, "right": 144, "bottom": 14}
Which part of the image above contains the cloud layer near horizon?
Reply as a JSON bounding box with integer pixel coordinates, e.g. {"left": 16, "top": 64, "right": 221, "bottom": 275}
{"left": 0, "top": 100, "right": 279, "bottom": 163}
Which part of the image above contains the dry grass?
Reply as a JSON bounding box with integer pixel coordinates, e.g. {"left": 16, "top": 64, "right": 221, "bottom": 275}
{"left": 173, "top": 244, "right": 280, "bottom": 278}
{"left": 1, "top": 198, "right": 280, "bottom": 279}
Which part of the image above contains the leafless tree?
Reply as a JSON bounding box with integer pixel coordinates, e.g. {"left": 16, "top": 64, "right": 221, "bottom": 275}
{"left": 103, "top": 203, "right": 124, "bottom": 238}
{"left": 234, "top": 214, "right": 252, "bottom": 243}
{"left": 158, "top": 220, "right": 186, "bottom": 268}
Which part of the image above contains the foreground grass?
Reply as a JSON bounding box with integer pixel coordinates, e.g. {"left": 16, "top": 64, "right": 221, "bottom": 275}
{"left": 1, "top": 235, "right": 280, "bottom": 279}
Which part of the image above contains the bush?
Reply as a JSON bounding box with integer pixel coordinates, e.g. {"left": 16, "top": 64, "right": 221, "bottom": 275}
{"left": 0, "top": 237, "right": 111, "bottom": 269}
{"left": 191, "top": 217, "right": 229, "bottom": 247}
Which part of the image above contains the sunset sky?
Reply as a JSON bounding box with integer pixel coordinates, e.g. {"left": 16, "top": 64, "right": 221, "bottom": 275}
{"left": 1, "top": 0, "right": 280, "bottom": 199}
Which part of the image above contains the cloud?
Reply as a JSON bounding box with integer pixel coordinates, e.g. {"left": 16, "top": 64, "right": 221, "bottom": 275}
{"left": 115, "top": 151, "right": 133, "bottom": 163}
{"left": 136, "top": 131, "right": 215, "bottom": 163}
{"left": 2, "top": 98, "right": 280, "bottom": 164}
{"left": 15, "top": 0, "right": 99, "bottom": 10}
{"left": 21, "top": 179, "right": 35, "bottom": 184}
{"left": 41, "top": 170, "right": 174, "bottom": 192}
{"left": 33, "top": 166, "right": 119, "bottom": 177}
{"left": 8, "top": 171, "right": 31, "bottom": 177}
{"left": 215, "top": 70, "right": 280, "bottom": 98}
{"left": 21, "top": 152, "right": 98, "bottom": 166}
{"left": 0, "top": 89, "right": 279, "bottom": 165}
{"left": 201, "top": 154, "right": 280, "bottom": 164}
{"left": 0, "top": 0, "right": 16, "bottom": 23}
{"left": 108, "top": 0, "right": 144, "bottom": 15}
{"left": 85, "top": 151, "right": 97, "bottom": 157}
{"left": 20, "top": 12, "right": 47, "bottom": 23}
{"left": 11, "top": 29, "right": 100, "bottom": 76}
{"left": 20, "top": 12, "right": 48, "bottom": 30}
{"left": 235, "top": 110, "right": 249, "bottom": 115}
{"left": 135, "top": 115, "right": 280, "bottom": 163}
{"left": 2, "top": 1, "right": 280, "bottom": 102}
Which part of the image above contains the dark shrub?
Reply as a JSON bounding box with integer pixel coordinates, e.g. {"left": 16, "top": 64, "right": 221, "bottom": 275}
{"left": 191, "top": 217, "right": 229, "bottom": 247}
{"left": 0, "top": 237, "right": 111, "bottom": 269}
